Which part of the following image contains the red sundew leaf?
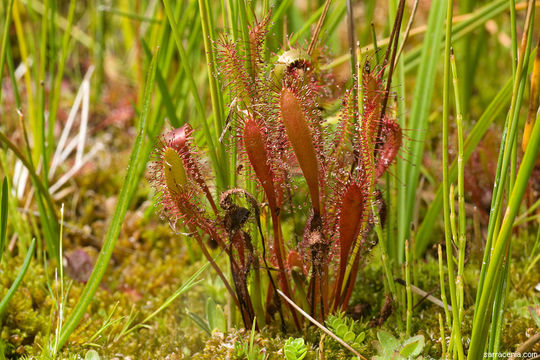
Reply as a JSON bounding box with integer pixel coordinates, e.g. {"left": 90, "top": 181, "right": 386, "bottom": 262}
{"left": 337, "top": 182, "right": 368, "bottom": 262}
{"left": 215, "top": 35, "right": 254, "bottom": 105}
{"left": 332, "top": 180, "right": 368, "bottom": 309}
{"left": 375, "top": 118, "right": 402, "bottom": 178}
{"left": 335, "top": 88, "right": 356, "bottom": 146}
{"left": 357, "top": 62, "right": 384, "bottom": 177}
{"left": 242, "top": 116, "right": 279, "bottom": 212}
{"left": 287, "top": 249, "right": 304, "bottom": 270}
{"left": 248, "top": 11, "right": 271, "bottom": 80}
{"left": 280, "top": 86, "right": 321, "bottom": 214}
{"left": 149, "top": 126, "right": 225, "bottom": 249}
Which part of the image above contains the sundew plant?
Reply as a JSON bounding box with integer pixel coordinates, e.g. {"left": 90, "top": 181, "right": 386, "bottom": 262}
{"left": 150, "top": 12, "right": 402, "bottom": 329}
{"left": 0, "top": 0, "right": 539, "bottom": 359}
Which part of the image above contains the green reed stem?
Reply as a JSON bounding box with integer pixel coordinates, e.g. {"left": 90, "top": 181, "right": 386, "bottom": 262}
{"left": 0, "top": 179, "right": 7, "bottom": 265}
{"left": 442, "top": 0, "right": 463, "bottom": 357}
{"left": 450, "top": 50, "right": 466, "bottom": 326}
{"left": 472, "top": 2, "right": 534, "bottom": 344}
{"left": 488, "top": 248, "right": 510, "bottom": 353}
{"left": 449, "top": 184, "right": 458, "bottom": 250}
{"left": 37, "top": 0, "right": 50, "bottom": 181}
{"left": 372, "top": 202, "right": 397, "bottom": 300}
{"left": 405, "top": 240, "right": 412, "bottom": 337}
{"left": 397, "top": 0, "right": 445, "bottom": 262}
{"left": 48, "top": 0, "right": 77, "bottom": 163}
{"left": 439, "top": 313, "right": 447, "bottom": 358}
{"left": 468, "top": 85, "right": 540, "bottom": 359}
{"left": 438, "top": 244, "right": 451, "bottom": 326}
{"left": 0, "top": 0, "right": 15, "bottom": 107}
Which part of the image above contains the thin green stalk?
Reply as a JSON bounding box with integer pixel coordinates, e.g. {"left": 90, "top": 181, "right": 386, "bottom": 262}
{"left": 439, "top": 313, "right": 447, "bottom": 359}
{"left": 225, "top": 0, "right": 238, "bottom": 41}
{"left": 11, "top": 2, "right": 36, "bottom": 159}
{"left": 0, "top": 0, "right": 15, "bottom": 106}
{"left": 21, "top": 0, "right": 94, "bottom": 49}
{"left": 488, "top": 4, "right": 525, "bottom": 354}
{"left": 455, "top": 0, "right": 472, "bottom": 115}
{"left": 404, "top": 0, "right": 508, "bottom": 73}
{"left": 0, "top": 238, "right": 36, "bottom": 319}
{"left": 38, "top": 0, "right": 50, "bottom": 181}
{"left": 5, "top": 41, "right": 21, "bottom": 108}
{"left": 48, "top": 0, "right": 77, "bottom": 163}
{"left": 405, "top": 240, "right": 412, "bottom": 337}
{"left": 510, "top": 0, "right": 518, "bottom": 76}
{"left": 270, "top": 0, "right": 293, "bottom": 26}
{"left": 450, "top": 50, "right": 466, "bottom": 325}
{"left": 93, "top": 0, "right": 105, "bottom": 98}
{"left": 51, "top": 204, "right": 65, "bottom": 358}
{"left": 0, "top": 178, "right": 7, "bottom": 263}
{"left": 97, "top": 5, "right": 163, "bottom": 23}
{"left": 438, "top": 244, "right": 451, "bottom": 326}
{"left": 321, "top": 0, "right": 346, "bottom": 51}
{"left": 119, "top": 263, "right": 210, "bottom": 338}
{"left": 57, "top": 48, "right": 159, "bottom": 350}
{"left": 197, "top": 0, "right": 229, "bottom": 190}
{"left": 442, "top": 0, "right": 463, "bottom": 357}
{"left": 397, "top": 0, "right": 446, "bottom": 262}
{"left": 238, "top": 0, "right": 253, "bottom": 77}
{"left": 415, "top": 46, "right": 537, "bottom": 257}
{"left": 289, "top": 3, "right": 325, "bottom": 46}
{"left": 390, "top": 0, "right": 406, "bottom": 262}
{"left": 526, "top": 226, "right": 540, "bottom": 274}
{"left": 372, "top": 202, "right": 398, "bottom": 300}
{"left": 468, "top": 83, "right": 540, "bottom": 360}
{"left": 250, "top": 262, "right": 265, "bottom": 329}
{"left": 474, "top": 114, "right": 509, "bottom": 308}
{"left": 144, "top": 0, "right": 197, "bottom": 129}
{"left": 323, "top": 0, "right": 510, "bottom": 74}
{"left": 488, "top": 248, "right": 510, "bottom": 353}
{"left": 370, "top": 198, "right": 403, "bottom": 331}
{"left": 449, "top": 185, "right": 458, "bottom": 250}
{"left": 474, "top": 0, "right": 534, "bottom": 321}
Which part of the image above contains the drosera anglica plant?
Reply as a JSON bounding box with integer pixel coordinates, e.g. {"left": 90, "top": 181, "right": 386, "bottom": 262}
{"left": 149, "top": 12, "right": 403, "bottom": 332}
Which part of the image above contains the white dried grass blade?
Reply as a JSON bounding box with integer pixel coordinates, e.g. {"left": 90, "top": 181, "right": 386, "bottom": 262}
{"left": 14, "top": 57, "right": 32, "bottom": 80}
{"left": 49, "top": 142, "right": 104, "bottom": 195}
{"left": 49, "top": 66, "right": 94, "bottom": 180}
{"left": 76, "top": 70, "right": 92, "bottom": 165}
{"left": 13, "top": 160, "right": 29, "bottom": 200}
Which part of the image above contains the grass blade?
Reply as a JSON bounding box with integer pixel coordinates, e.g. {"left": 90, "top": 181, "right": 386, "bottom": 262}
{"left": 468, "top": 78, "right": 540, "bottom": 360}
{"left": 441, "top": 0, "right": 463, "bottom": 357}
{"left": 0, "top": 178, "right": 7, "bottom": 264}
{"left": 414, "top": 74, "right": 514, "bottom": 256}
{"left": 0, "top": 238, "right": 36, "bottom": 319}
{"left": 0, "top": 0, "right": 15, "bottom": 105}
{"left": 396, "top": 0, "right": 446, "bottom": 262}
{"left": 56, "top": 47, "right": 160, "bottom": 350}
{"left": 118, "top": 262, "right": 210, "bottom": 339}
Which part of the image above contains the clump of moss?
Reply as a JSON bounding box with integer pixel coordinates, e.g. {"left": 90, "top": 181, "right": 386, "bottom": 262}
{"left": 192, "top": 327, "right": 318, "bottom": 360}
{"left": 0, "top": 252, "right": 53, "bottom": 357}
